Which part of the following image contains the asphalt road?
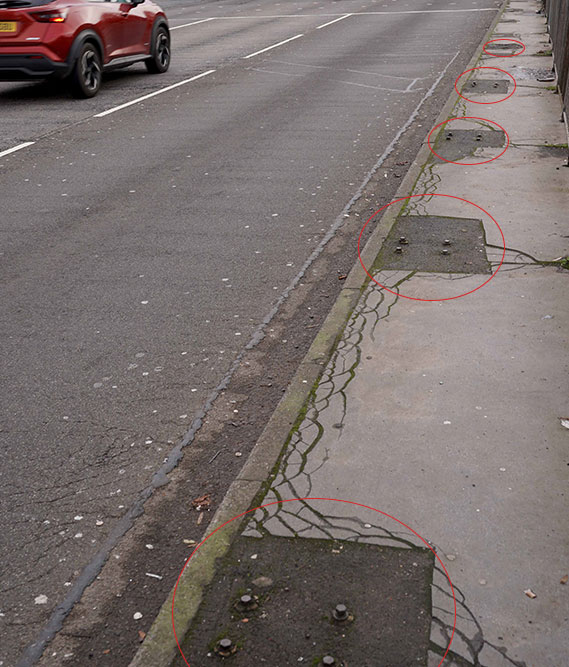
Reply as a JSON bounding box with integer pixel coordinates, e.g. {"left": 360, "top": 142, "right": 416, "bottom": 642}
{"left": 0, "top": 0, "right": 501, "bottom": 664}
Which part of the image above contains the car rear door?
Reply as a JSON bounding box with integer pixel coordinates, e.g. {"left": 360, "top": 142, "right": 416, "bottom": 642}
{"left": 116, "top": 0, "right": 149, "bottom": 56}
{"left": 84, "top": 0, "right": 125, "bottom": 61}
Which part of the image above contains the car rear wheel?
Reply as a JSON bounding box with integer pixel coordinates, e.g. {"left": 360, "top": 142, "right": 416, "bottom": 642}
{"left": 146, "top": 26, "right": 170, "bottom": 74}
{"left": 70, "top": 43, "right": 102, "bottom": 98}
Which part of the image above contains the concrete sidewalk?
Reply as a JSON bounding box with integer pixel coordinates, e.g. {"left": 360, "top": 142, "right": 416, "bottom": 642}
{"left": 246, "top": 1, "right": 569, "bottom": 665}
{"left": 135, "top": 1, "right": 569, "bottom": 665}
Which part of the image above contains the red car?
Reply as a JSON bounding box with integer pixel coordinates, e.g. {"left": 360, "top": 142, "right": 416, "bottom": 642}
{"left": 0, "top": 0, "right": 170, "bottom": 97}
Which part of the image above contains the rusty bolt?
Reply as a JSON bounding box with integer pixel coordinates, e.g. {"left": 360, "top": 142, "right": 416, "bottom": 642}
{"left": 322, "top": 657, "right": 336, "bottom": 666}
{"left": 333, "top": 604, "right": 348, "bottom": 621}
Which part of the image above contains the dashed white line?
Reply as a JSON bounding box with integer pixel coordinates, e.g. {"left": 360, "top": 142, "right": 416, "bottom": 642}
{"left": 316, "top": 13, "right": 353, "bottom": 30}
{"left": 0, "top": 141, "right": 35, "bottom": 159}
{"left": 243, "top": 33, "right": 304, "bottom": 59}
{"left": 94, "top": 70, "right": 216, "bottom": 118}
{"left": 170, "top": 17, "right": 215, "bottom": 31}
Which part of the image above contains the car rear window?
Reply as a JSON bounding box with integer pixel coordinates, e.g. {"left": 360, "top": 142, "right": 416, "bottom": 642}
{"left": 0, "top": 0, "right": 55, "bottom": 7}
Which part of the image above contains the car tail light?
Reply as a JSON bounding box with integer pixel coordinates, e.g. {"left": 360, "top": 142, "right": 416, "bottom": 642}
{"left": 30, "top": 8, "right": 68, "bottom": 22}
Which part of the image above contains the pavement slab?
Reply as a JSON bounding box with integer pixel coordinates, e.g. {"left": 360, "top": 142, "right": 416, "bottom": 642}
{"left": 176, "top": 533, "right": 434, "bottom": 666}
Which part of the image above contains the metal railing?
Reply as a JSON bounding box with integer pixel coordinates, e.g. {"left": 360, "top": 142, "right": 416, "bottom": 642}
{"left": 544, "top": 0, "right": 569, "bottom": 137}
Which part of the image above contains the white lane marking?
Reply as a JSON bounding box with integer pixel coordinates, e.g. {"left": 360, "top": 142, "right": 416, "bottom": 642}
{"left": 369, "top": 51, "right": 461, "bottom": 167}
{"left": 0, "top": 141, "right": 35, "bottom": 159}
{"left": 170, "top": 17, "right": 214, "bottom": 31}
{"left": 250, "top": 67, "right": 422, "bottom": 94}
{"left": 243, "top": 34, "right": 304, "bottom": 59}
{"left": 316, "top": 13, "right": 352, "bottom": 30}
{"left": 405, "top": 78, "right": 419, "bottom": 92}
{"left": 273, "top": 59, "right": 429, "bottom": 81}
{"left": 94, "top": 70, "right": 216, "bottom": 118}
{"left": 333, "top": 79, "right": 423, "bottom": 93}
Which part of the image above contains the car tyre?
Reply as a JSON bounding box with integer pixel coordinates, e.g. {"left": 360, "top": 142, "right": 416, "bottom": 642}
{"left": 70, "top": 42, "right": 102, "bottom": 98}
{"left": 146, "top": 26, "right": 170, "bottom": 74}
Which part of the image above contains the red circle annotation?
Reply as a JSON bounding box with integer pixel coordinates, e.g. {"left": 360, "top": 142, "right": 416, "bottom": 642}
{"left": 171, "top": 497, "right": 458, "bottom": 667}
{"left": 357, "top": 193, "right": 506, "bottom": 302}
{"left": 455, "top": 66, "right": 517, "bottom": 105}
{"left": 427, "top": 116, "right": 510, "bottom": 166}
{"left": 483, "top": 38, "right": 526, "bottom": 58}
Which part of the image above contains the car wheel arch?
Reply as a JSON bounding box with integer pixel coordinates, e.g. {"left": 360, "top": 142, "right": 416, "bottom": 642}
{"left": 149, "top": 18, "right": 169, "bottom": 51}
{"left": 67, "top": 30, "right": 105, "bottom": 69}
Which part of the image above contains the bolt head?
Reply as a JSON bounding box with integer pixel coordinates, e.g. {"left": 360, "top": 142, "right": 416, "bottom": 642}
{"left": 240, "top": 595, "right": 252, "bottom": 605}
{"left": 395, "top": 246, "right": 403, "bottom": 253}
{"left": 399, "top": 236, "right": 408, "bottom": 244}
{"left": 219, "top": 638, "right": 232, "bottom": 650}
{"left": 322, "top": 657, "right": 335, "bottom": 666}
{"left": 441, "top": 249, "right": 450, "bottom": 256}
{"left": 332, "top": 603, "right": 351, "bottom": 622}
{"left": 443, "top": 239, "right": 451, "bottom": 245}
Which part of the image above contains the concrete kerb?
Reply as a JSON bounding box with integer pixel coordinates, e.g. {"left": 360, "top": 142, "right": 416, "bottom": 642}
{"left": 128, "top": 3, "right": 509, "bottom": 665}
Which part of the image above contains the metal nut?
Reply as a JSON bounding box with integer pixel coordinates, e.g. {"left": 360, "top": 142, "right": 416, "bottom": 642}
{"left": 322, "top": 657, "right": 336, "bottom": 666}
{"left": 395, "top": 246, "right": 403, "bottom": 254}
{"left": 399, "top": 236, "right": 409, "bottom": 245}
{"left": 333, "top": 604, "right": 348, "bottom": 621}
{"left": 235, "top": 593, "right": 258, "bottom": 611}
{"left": 443, "top": 239, "right": 452, "bottom": 246}
{"left": 441, "top": 249, "right": 450, "bottom": 256}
